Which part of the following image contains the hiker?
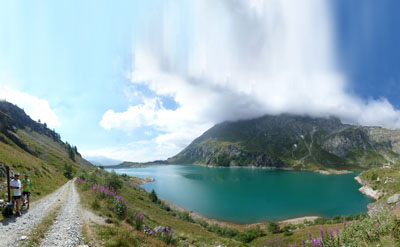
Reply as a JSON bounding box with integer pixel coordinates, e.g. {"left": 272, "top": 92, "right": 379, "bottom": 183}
{"left": 10, "top": 173, "right": 22, "bottom": 216}
{"left": 22, "top": 173, "right": 32, "bottom": 209}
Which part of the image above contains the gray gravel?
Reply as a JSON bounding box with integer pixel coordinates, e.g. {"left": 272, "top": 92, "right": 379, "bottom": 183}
{"left": 40, "top": 180, "right": 83, "bottom": 247}
{"left": 0, "top": 181, "right": 70, "bottom": 247}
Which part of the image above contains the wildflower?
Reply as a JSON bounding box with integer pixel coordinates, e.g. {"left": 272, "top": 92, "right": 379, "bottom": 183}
{"left": 294, "top": 243, "right": 298, "bottom": 247}
{"left": 336, "top": 227, "right": 339, "bottom": 235}
{"left": 390, "top": 205, "right": 394, "bottom": 210}
{"left": 343, "top": 221, "right": 347, "bottom": 227}
{"left": 308, "top": 231, "right": 312, "bottom": 240}
{"left": 288, "top": 244, "right": 292, "bottom": 247}
{"left": 329, "top": 228, "right": 333, "bottom": 238}
{"left": 92, "top": 184, "right": 97, "bottom": 190}
{"left": 301, "top": 237, "right": 305, "bottom": 246}
{"left": 319, "top": 228, "right": 324, "bottom": 238}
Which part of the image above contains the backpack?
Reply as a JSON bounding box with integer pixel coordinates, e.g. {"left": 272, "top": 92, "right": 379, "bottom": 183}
{"left": 2, "top": 202, "right": 14, "bottom": 217}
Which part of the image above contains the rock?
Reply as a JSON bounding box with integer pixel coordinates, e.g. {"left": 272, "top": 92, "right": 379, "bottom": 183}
{"left": 359, "top": 185, "right": 382, "bottom": 200}
{"left": 20, "top": 235, "right": 27, "bottom": 240}
{"left": 387, "top": 194, "right": 400, "bottom": 204}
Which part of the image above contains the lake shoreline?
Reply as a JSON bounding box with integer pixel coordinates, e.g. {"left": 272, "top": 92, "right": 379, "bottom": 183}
{"left": 135, "top": 175, "right": 321, "bottom": 227}
{"left": 109, "top": 163, "right": 355, "bottom": 175}
{"left": 113, "top": 165, "right": 370, "bottom": 226}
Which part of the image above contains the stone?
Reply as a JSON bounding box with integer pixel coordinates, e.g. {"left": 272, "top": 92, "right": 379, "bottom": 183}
{"left": 387, "top": 194, "right": 400, "bottom": 204}
{"left": 20, "top": 235, "right": 27, "bottom": 240}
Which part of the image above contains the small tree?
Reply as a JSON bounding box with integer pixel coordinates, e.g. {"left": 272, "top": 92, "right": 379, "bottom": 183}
{"left": 149, "top": 189, "right": 158, "bottom": 203}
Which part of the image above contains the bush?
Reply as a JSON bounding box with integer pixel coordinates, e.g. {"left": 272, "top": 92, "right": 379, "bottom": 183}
{"left": 160, "top": 201, "right": 171, "bottom": 211}
{"left": 314, "top": 217, "right": 330, "bottom": 225}
{"left": 235, "top": 226, "right": 265, "bottom": 243}
{"left": 112, "top": 197, "right": 127, "bottom": 219}
{"left": 91, "top": 197, "right": 100, "bottom": 210}
{"left": 150, "top": 226, "right": 177, "bottom": 245}
{"left": 268, "top": 222, "right": 281, "bottom": 234}
{"left": 207, "top": 224, "right": 238, "bottom": 238}
{"left": 176, "top": 211, "right": 195, "bottom": 223}
{"left": 105, "top": 171, "right": 123, "bottom": 192}
{"left": 195, "top": 218, "right": 209, "bottom": 228}
{"left": 63, "top": 164, "right": 73, "bottom": 179}
{"left": 128, "top": 213, "right": 144, "bottom": 231}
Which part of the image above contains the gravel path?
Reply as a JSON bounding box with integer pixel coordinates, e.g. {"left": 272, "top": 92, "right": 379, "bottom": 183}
{"left": 40, "top": 180, "right": 83, "bottom": 247}
{"left": 0, "top": 181, "right": 70, "bottom": 247}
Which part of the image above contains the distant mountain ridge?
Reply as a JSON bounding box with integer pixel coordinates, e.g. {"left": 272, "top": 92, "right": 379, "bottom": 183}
{"left": 84, "top": 155, "right": 122, "bottom": 167}
{"left": 167, "top": 114, "right": 400, "bottom": 169}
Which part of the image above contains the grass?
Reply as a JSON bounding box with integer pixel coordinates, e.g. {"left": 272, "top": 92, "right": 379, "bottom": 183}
{"left": 22, "top": 205, "right": 62, "bottom": 247}
{"left": 76, "top": 170, "right": 246, "bottom": 246}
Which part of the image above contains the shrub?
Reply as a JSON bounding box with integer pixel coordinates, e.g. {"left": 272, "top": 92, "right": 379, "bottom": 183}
{"left": 268, "top": 222, "right": 281, "bottom": 234}
{"left": 63, "top": 164, "right": 73, "bottom": 179}
{"left": 195, "top": 218, "right": 209, "bottom": 228}
{"left": 105, "top": 171, "right": 123, "bottom": 192}
{"left": 112, "top": 196, "right": 127, "bottom": 218}
{"left": 150, "top": 226, "right": 177, "bottom": 245}
{"left": 235, "top": 226, "right": 265, "bottom": 243}
{"left": 160, "top": 201, "right": 171, "bottom": 211}
{"left": 176, "top": 211, "right": 194, "bottom": 223}
{"left": 128, "top": 212, "right": 145, "bottom": 231}
{"left": 207, "top": 224, "right": 238, "bottom": 238}
{"left": 91, "top": 197, "right": 100, "bottom": 210}
{"left": 281, "top": 225, "right": 294, "bottom": 236}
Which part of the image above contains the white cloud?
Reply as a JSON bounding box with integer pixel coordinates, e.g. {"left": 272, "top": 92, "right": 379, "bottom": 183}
{"left": 100, "top": 0, "right": 400, "bottom": 161}
{"left": 0, "top": 85, "right": 61, "bottom": 127}
{"left": 81, "top": 139, "right": 179, "bottom": 163}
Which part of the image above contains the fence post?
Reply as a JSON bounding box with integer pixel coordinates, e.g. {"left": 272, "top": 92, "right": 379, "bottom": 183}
{"left": 6, "top": 165, "right": 10, "bottom": 202}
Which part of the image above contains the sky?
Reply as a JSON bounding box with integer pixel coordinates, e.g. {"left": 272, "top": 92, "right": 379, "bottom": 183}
{"left": 0, "top": 0, "right": 400, "bottom": 162}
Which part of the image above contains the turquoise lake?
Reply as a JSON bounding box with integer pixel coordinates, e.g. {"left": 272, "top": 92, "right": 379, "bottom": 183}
{"left": 109, "top": 165, "right": 373, "bottom": 224}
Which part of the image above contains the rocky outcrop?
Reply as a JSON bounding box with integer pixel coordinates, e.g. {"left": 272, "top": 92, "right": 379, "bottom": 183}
{"left": 322, "top": 129, "right": 370, "bottom": 157}
{"left": 387, "top": 194, "right": 400, "bottom": 204}
{"left": 354, "top": 176, "right": 382, "bottom": 200}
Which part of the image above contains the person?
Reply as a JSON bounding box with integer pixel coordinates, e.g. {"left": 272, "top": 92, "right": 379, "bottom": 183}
{"left": 10, "top": 173, "right": 22, "bottom": 216}
{"left": 21, "top": 173, "right": 32, "bottom": 209}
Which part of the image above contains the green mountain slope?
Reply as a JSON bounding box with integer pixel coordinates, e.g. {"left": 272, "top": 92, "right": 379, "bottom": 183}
{"left": 0, "top": 100, "right": 92, "bottom": 201}
{"left": 168, "top": 114, "right": 400, "bottom": 169}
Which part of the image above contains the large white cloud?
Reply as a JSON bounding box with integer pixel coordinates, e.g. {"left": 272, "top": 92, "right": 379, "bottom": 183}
{"left": 100, "top": 0, "right": 400, "bottom": 161}
{"left": 0, "top": 85, "right": 61, "bottom": 127}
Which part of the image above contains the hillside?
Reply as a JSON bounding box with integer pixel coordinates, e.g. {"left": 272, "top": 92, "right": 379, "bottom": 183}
{"left": 0, "top": 100, "right": 92, "bottom": 202}
{"left": 168, "top": 114, "right": 400, "bottom": 169}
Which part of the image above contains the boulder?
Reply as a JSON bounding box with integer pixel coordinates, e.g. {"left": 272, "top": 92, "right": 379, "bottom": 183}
{"left": 387, "top": 194, "right": 400, "bottom": 204}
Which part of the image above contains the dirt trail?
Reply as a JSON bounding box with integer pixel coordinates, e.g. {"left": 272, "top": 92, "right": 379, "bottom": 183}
{"left": 0, "top": 180, "right": 84, "bottom": 247}
{"left": 0, "top": 181, "right": 71, "bottom": 246}
{"left": 40, "top": 180, "right": 83, "bottom": 247}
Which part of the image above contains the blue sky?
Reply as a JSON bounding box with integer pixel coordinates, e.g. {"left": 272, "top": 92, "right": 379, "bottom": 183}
{"left": 0, "top": 0, "right": 399, "bottom": 162}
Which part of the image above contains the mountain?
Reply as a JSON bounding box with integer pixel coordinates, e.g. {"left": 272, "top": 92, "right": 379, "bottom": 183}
{"left": 84, "top": 155, "right": 122, "bottom": 166}
{"left": 168, "top": 114, "right": 400, "bottom": 169}
{"left": 0, "top": 100, "right": 92, "bottom": 199}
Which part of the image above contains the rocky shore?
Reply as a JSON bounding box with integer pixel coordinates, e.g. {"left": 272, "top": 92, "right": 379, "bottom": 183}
{"left": 314, "top": 169, "right": 352, "bottom": 175}
{"left": 354, "top": 176, "right": 382, "bottom": 200}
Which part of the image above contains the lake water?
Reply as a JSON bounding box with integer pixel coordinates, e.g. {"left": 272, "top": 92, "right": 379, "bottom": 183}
{"left": 109, "top": 165, "right": 373, "bottom": 224}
